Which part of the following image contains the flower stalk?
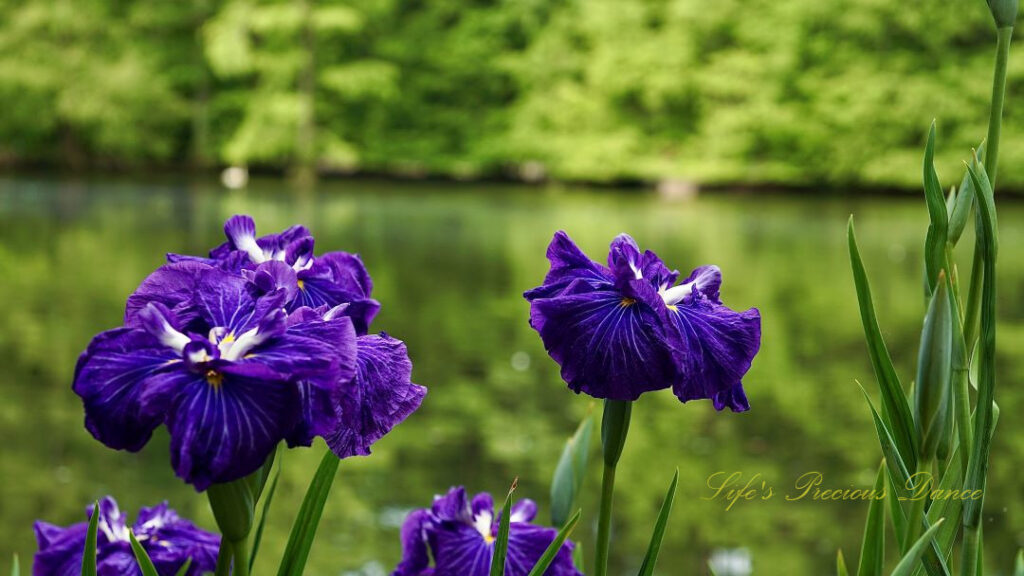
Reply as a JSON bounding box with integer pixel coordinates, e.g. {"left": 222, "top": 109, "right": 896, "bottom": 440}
{"left": 595, "top": 399, "right": 632, "bottom": 576}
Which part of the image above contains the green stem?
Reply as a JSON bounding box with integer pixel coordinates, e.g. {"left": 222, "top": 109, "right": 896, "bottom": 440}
{"left": 984, "top": 26, "right": 1013, "bottom": 186}
{"left": 232, "top": 538, "right": 251, "bottom": 576}
{"left": 594, "top": 400, "right": 632, "bottom": 576}
{"left": 214, "top": 539, "right": 233, "bottom": 576}
{"left": 961, "top": 525, "right": 980, "bottom": 576}
{"left": 594, "top": 462, "right": 618, "bottom": 576}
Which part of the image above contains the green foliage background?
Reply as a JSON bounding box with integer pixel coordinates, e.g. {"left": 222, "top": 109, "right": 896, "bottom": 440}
{"left": 1, "top": 0, "right": 1022, "bottom": 188}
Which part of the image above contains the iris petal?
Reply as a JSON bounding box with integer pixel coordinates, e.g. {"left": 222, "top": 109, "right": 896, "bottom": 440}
{"left": 394, "top": 509, "right": 432, "bottom": 576}
{"left": 430, "top": 523, "right": 493, "bottom": 576}
{"left": 73, "top": 328, "right": 185, "bottom": 451}
{"left": 325, "top": 334, "right": 426, "bottom": 458}
{"left": 662, "top": 297, "right": 761, "bottom": 403}
{"left": 529, "top": 287, "right": 676, "bottom": 400}
{"left": 165, "top": 367, "right": 301, "bottom": 490}
{"left": 524, "top": 231, "right": 612, "bottom": 301}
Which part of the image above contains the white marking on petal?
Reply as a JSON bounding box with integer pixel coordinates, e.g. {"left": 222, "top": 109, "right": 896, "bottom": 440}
{"left": 472, "top": 510, "right": 493, "bottom": 539}
{"left": 660, "top": 282, "right": 696, "bottom": 306}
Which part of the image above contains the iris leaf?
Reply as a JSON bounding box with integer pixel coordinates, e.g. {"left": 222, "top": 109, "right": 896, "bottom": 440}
{"left": 82, "top": 500, "right": 99, "bottom": 576}
{"left": 857, "top": 385, "right": 911, "bottom": 490}
{"left": 128, "top": 530, "right": 160, "bottom": 576}
{"left": 849, "top": 218, "right": 918, "bottom": 472}
{"left": 892, "top": 520, "right": 945, "bottom": 576}
{"left": 637, "top": 468, "right": 679, "bottom": 576}
{"left": 250, "top": 458, "right": 282, "bottom": 570}
{"left": 572, "top": 540, "right": 585, "bottom": 572}
{"left": 963, "top": 160, "right": 998, "bottom": 530}
{"left": 10, "top": 554, "right": 18, "bottom": 576}
{"left": 276, "top": 449, "right": 340, "bottom": 576}
{"left": 174, "top": 558, "right": 194, "bottom": 576}
{"left": 838, "top": 550, "right": 850, "bottom": 576}
{"left": 948, "top": 142, "right": 986, "bottom": 246}
{"left": 923, "top": 122, "right": 950, "bottom": 296}
{"left": 490, "top": 478, "right": 518, "bottom": 576}
{"left": 551, "top": 410, "right": 595, "bottom": 526}
{"left": 912, "top": 449, "right": 962, "bottom": 576}
{"left": 527, "top": 509, "right": 581, "bottom": 576}
{"left": 856, "top": 463, "right": 886, "bottom": 576}
{"left": 1014, "top": 550, "right": 1022, "bottom": 576}
{"left": 887, "top": 470, "right": 908, "bottom": 550}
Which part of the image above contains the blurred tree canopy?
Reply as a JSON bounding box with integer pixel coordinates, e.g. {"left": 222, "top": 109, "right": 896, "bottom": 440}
{"left": 0, "top": 0, "right": 1020, "bottom": 188}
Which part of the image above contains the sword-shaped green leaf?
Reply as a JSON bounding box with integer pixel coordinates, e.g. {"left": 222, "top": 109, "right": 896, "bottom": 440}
{"left": 892, "top": 519, "right": 945, "bottom": 576}
{"left": 922, "top": 122, "right": 950, "bottom": 296}
{"left": 250, "top": 458, "right": 282, "bottom": 570}
{"left": 276, "top": 449, "right": 340, "bottom": 576}
{"left": 82, "top": 501, "right": 99, "bottom": 576}
{"left": 490, "top": 478, "right": 518, "bottom": 576}
{"left": 637, "top": 469, "right": 679, "bottom": 576}
{"left": 849, "top": 219, "right": 918, "bottom": 471}
{"left": 551, "top": 411, "right": 594, "bottom": 527}
{"left": 838, "top": 550, "right": 850, "bottom": 576}
{"left": 128, "top": 530, "right": 160, "bottom": 576}
{"left": 856, "top": 464, "right": 886, "bottom": 576}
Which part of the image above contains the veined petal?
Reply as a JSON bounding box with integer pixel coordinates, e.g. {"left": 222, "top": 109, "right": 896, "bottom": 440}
{"left": 244, "top": 261, "right": 299, "bottom": 303}
{"left": 73, "top": 328, "right": 185, "bottom": 451}
{"left": 165, "top": 367, "right": 301, "bottom": 490}
{"left": 324, "top": 334, "right": 426, "bottom": 459}
{"left": 524, "top": 231, "right": 611, "bottom": 301}
{"left": 125, "top": 261, "right": 218, "bottom": 328}
{"left": 192, "top": 268, "right": 286, "bottom": 336}
{"left": 33, "top": 521, "right": 87, "bottom": 576}
{"left": 505, "top": 523, "right": 576, "bottom": 576}
{"left": 430, "top": 523, "right": 492, "bottom": 576}
{"left": 662, "top": 298, "right": 761, "bottom": 403}
{"left": 529, "top": 287, "right": 677, "bottom": 400}
{"left": 509, "top": 500, "right": 537, "bottom": 523}
{"left": 294, "top": 252, "right": 380, "bottom": 334}
{"left": 134, "top": 503, "right": 220, "bottom": 576}
{"left": 393, "top": 509, "right": 432, "bottom": 576}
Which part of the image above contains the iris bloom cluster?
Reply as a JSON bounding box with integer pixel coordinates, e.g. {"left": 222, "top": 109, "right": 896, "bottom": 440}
{"left": 73, "top": 215, "right": 426, "bottom": 490}
{"left": 34, "top": 497, "right": 219, "bottom": 576}
{"left": 525, "top": 231, "right": 761, "bottom": 409}
{"left": 393, "top": 487, "right": 580, "bottom": 576}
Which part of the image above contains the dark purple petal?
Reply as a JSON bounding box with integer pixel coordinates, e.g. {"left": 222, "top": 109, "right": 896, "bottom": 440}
{"left": 324, "top": 334, "right": 426, "bottom": 458}
{"left": 393, "top": 509, "right": 432, "bottom": 576}
{"left": 191, "top": 269, "right": 286, "bottom": 335}
{"left": 165, "top": 367, "right": 301, "bottom": 490}
{"left": 134, "top": 503, "right": 220, "bottom": 576}
{"left": 682, "top": 265, "right": 722, "bottom": 303}
{"left": 430, "top": 523, "right": 493, "bottom": 576}
{"left": 524, "top": 231, "right": 612, "bottom": 301}
{"left": 73, "top": 328, "right": 186, "bottom": 452}
{"left": 96, "top": 547, "right": 138, "bottom": 576}
{"left": 509, "top": 499, "right": 537, "bottom": 523}
{"left": 505, "top": 523, "right": 577, "bottom": 576}
{"left": 294, "top": 252, "right": 379, "bottom": 334}
{"left": 470, "top": 493, "right": 494, "bottom": 521}
{"left": 431, "top": 487, "right": 472, "bottom": 524}
{"left": 125, "top": 261, "right": 218, "bottom": 327}
{"left": 662, "top": 298, "right": 761, "bottom": 403}
{"left": 244, "top": 261, "right": 299, "bottom": 303}
{"left": 529, "top": 286, "right": 677, "bottom": 400}
{"left": 713, "top": 383, "right": 751, "bottom": 412}
{"left": 33, "top": 521, "right": 86, "bottom": 576}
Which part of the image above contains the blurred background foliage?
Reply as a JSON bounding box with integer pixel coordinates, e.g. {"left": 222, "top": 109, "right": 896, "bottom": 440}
{"left": 0, "top": 0, "right": 1022, "bottom": 188}
{"left": 0, "top": 177, "right": 1021, "bottom": 574}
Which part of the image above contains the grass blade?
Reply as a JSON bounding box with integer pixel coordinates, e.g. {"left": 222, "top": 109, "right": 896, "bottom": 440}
{"left": 892, "top": 519, "right": 946, "bottom": 576}
{"left": 276, "top": 449, "right": 340, "bottom": 576}
{"left": 637, "top": 469, "right": 679, "bottom": 576}
{"left": 129, "top": 530, "right": 160, "bottom": 576}
{"left": 250, "top": 459, "right": 282, "bottom": 570}
{"left": 856, "top": 463, "right": 886, "bottom": 576}
{"left": 838, "top": 550, "right": 850, "bottom": 576}
{"left": 174, "top": 558, "right": 194, "bottom": 576}
{"left": 849, "top": 218, "right": 918, "bottom": 471}
{"left": 551, "top": 410, "right": 595, "bottom": 526}
{"left": 490, "top": 478, "right": 518, "bottom": 576}
{"left": 527, "top": 509, "right": 581, "bottom": 576}
{"left": 82, "top": 501, "right": 100, "bottom": 576}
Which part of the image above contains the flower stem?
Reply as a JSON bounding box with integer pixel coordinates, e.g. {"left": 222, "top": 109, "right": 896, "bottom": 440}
{"left": 214, "top": 538, "right": 233, "bottom": 576}
{"left": 984, "top": 26, "right": 1013, "bottom": 185}
{"left": 961, "top": 525, "right": 980, "bottom": 576}
{"left": 232, "top": 537, "right": 251, "bottom": 576}
{"left": 594, "top": 399, "right": 632, "bottom": 576}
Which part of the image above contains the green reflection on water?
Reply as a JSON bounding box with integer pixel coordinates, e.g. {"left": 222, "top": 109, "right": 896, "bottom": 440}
{"left": 0, "top": 177, "right": 1021, "bottom": 575}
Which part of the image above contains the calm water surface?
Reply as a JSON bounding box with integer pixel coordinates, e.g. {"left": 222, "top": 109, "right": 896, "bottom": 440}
{"left": 0, "top": 177, "right": 1021, "bottom": 575}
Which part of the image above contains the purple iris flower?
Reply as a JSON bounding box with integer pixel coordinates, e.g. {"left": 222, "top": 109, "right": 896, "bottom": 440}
{"left": 169, "top": 215, "right": 380, "bottom": 335}
{"left": 74, "top": 262, "right": 357, "bottom": 490}
{"left": 34, "top": 496, "right": 219, "bottom": 576}
{"left": 524, "top": 231, "right": 760, "bottom": 410}
{"left": 393, "top": 487, "right": 580, "bottom": 576}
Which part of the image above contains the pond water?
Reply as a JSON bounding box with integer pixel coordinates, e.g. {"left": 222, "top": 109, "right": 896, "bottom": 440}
{"left": 0, "top": 176, "right": 1021, "bottom": 575}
